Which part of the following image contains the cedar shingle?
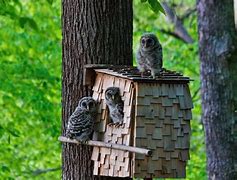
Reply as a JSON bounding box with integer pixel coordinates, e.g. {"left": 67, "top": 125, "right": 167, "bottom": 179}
{"left": 152, "top": 84, "right": 161, "bottom": 97}
{"left": 168, "top": 85, "right": 177, "bottom": 99}
{"left": 164, "top": 117, "right": 173, "bottom": 125}
{"left": 161, "top": 84, "right": 169, "bottom": 96}
{"left": 176, "top": 84, "right": 184, "bottom": 96}
{"left": 152, "top": 128, "right": 162, "bottom": 140}
{"left": 172, "top": 104, "right": 179, "bottom": 119}
{"left": 173, "top": 119, "right": 181, "bottom": 129}
{"left": 159, "top": 106, "right": 165, "bottom": 119}
{"left": 184, "top": 85, "right": 193, "bottom": 108}
{"left": 148, "top": 160, "right": 157, "bottom": 174}
{"left": 155, "top": 119, "right": 164, "bottom": 128}
{"left": 162, "top": 97, "right": 173, "bottom": 107}
{"left": 178, "top": 96, "right": 186, "bottom": 109}
{"left": 136, "top": 105, "right": 147, "bottom": 117}
{"left": 146, "top": 124, "right": 155, "bottom": 135}
{"left": 164, "top": 136, "right": 175, "bottom": 151}
{"left": 165, "top": 107, "right": 172, "bottom": 117}
{"left": 163, "top": 125, "right": 171, "bottom": 136}
{"left": 136, "top": 127, "right": 146, "bottom": 138}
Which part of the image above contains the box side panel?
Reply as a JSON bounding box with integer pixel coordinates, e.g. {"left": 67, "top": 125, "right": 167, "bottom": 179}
{"left": 134, "top": 83, "right": 193, "bottom": 178}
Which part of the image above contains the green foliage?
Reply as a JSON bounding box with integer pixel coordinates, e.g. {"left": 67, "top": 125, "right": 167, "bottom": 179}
{"left": 0, "top": 0, "right": 61, "bottom": 179}
{"left": 0, "top": 0, "right": 206, "bottom": 179}
{"left": 141, "top": 0, "right": 166, "bottom": 15}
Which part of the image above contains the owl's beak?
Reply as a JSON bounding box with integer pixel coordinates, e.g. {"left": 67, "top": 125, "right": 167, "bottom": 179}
{"left": 112, "top": 95, "right": 115, "bottom": 100}
{"left": 145, "top": 42, "right": 149, "bottom": 48}
{"left": 86, "top": 105, "right": 90, "bottom": 110}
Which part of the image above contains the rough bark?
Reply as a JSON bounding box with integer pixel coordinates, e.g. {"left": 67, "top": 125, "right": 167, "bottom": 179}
{"left": 197, "top": 0, "right": 237, "bottom": 179}
{"left": 62, "top": 0, "right": 132, "bottom": 179}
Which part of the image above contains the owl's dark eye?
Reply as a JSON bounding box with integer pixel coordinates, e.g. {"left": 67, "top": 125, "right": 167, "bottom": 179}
{"left": 82, "top": 102, "right": 87, "bottom": 108}
{"left": 147, "top": 38, "right": 153, "bottom": 44}
{"left": 141, "top": 39, "right": 146, "bottom": 44}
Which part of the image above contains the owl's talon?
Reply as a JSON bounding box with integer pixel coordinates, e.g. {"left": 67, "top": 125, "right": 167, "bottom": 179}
{"left": 108, "top": 122, "right": 113, "bottom": 126}
{"left": 114, "top": 122, "right": 123, "bottom": 128}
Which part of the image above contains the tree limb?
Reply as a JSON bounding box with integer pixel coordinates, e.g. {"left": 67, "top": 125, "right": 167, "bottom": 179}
{"left": 157, "top": 28, "right": 187, "bottom": 43}
{"left": 32, "top": 167, "right": 61, "bottom": 176}
{"left": 161, "top": 1, "right": 194, "bottom": 44}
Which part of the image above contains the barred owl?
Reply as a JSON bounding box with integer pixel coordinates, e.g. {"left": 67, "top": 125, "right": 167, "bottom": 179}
{"left": 136, "top": 33, "right": 163, "bottom": 79}
{"left": 66, "top": 97, "right": 97, "bottom": 143}
{"left": 105, "top": 87, "right": 124, "bottom": 126}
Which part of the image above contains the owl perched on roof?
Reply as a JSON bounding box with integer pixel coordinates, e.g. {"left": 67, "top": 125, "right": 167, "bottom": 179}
{"left": 105, "top": 87, "right": 124, "bottom": 127}
{"left": 136, "top": 33, "right": 163, "bottom": 79}
{"left": 66, "top": 97, "right": 97, "bottom": 143}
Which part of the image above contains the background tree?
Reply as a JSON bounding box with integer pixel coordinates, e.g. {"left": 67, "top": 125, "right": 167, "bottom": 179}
{"left": 197, "top": 0, "right": 237, "bottom": 179}
{"left": 62, "top": 0, "right": 132, "bottom": 179}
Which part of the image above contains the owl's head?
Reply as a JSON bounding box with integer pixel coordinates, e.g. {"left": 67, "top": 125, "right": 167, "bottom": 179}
{"left": 140, "top": 33, "right": 159, "bottom": 51}
{"left": 105, "top": 87, "right": 121, "bottom": 103}
{"left": 78, "top": 97, "right": 97, "bottom": 112}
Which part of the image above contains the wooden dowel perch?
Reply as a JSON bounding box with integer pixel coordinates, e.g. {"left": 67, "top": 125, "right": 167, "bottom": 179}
{"left": 58, "top": 136, "right": 152, "bottom": 156}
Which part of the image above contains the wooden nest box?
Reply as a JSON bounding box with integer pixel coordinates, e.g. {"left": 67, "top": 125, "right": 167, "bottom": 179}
{"left": 88, "top": 66, "right": 193, "bottom": 178}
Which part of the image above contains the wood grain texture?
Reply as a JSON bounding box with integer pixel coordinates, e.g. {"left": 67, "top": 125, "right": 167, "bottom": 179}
{"left": 62, "top": 0, "right": 132, "bottom": 179}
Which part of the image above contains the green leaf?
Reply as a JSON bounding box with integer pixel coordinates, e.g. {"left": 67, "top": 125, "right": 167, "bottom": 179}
{"left": 1, "top": 165, "right": 10, "bottom": 172}
{"left": 7, "top": 129, "right": 20, "bottom": 137}
{"left": 141, "top": 0, "right": 147, "bottom": 3}
{"left": 8, "top": 135, "right": 10, "bottom": 144}
{"left": 0, "top": 125, "right": 4, "bottom": 138}
{"left": 19, "top": 17, "right": 39, "bottom": 31}
{"left": 47, "top": 0, "right": 54, "bottom": 5}
{"left": 148, "top": 0, "right": 166, "bottom": 15}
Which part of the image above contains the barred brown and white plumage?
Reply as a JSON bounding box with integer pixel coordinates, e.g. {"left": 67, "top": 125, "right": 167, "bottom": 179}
{"left": 136, "top": 33, "right": 163, "bottom": 79}
{"left": 105, "top": 87, "right": 124, "bottom": 126}
{"left": 66, "top": 97, "right": 97, "bottom": 143}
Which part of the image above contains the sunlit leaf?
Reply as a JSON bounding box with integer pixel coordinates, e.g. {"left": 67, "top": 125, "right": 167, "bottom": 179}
{"left": 148, "top": 0, "right": 166, "bottom": 15}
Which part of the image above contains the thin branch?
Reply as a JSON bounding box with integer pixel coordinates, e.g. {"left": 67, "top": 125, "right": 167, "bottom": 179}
{"left": 158, "top": 28, "right": 187, "bottom": 43}
{"left": 32, "top": 167, "right": 61, "bottom": 176}
{"left": 58, "top": 136, "right": 152, "bottom": 156}
{"left": 192, "top": 87, "right": 200, "bottom": 100}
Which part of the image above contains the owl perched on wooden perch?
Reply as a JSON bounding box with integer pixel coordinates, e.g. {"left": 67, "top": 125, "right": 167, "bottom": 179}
{"left": 66, "top": 97, "right": 97, "bottom": 143}
{"left": 136, "top": 33, "right": 163, "bottom": 79}
{"left": 105, "top": 87, "right": 124, "bottom": 127}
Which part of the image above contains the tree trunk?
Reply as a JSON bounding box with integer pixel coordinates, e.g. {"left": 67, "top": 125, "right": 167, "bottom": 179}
{"left": 197, "top": 1, "right": 237, "bottom": 179}
{"left": 62, "top": 0, "right": 132, "bottom": 179}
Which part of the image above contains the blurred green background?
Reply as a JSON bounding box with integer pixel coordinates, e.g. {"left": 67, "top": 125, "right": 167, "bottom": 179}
{"left": 0, "top": 0, "right": 205, "bottom": 179}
